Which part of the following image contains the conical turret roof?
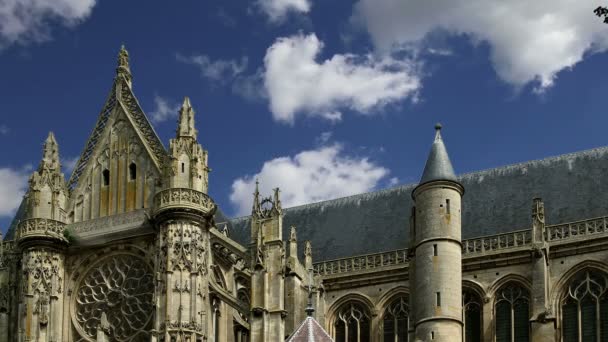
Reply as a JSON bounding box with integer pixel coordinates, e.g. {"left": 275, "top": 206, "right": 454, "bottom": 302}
{"left": 419, "top": 123, "right": 458, "bottom": 184}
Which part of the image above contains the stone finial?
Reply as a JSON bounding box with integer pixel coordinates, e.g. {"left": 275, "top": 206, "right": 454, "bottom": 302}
{"left": 290, "top": 226, "right": 297, "bottom": 242}
{"left": 116, "top": 45, "right": 132, "bottom": 84}
{"left": 304, "top": 241, "right": 313, "bottom": 270}
{"left": 221, "top": 224, "right": 229, "bottom": 236}
{"left": 532, "top": 197, "right": 546, "bottom": 243}
{"left": 177, "top": 96, "right": 197, "bottom": 139}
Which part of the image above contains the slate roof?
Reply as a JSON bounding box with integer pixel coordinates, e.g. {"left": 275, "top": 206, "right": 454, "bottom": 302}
{"left": 286, "top": 317, "right": 334, "bottom": 342}
{"left": 419, "top": 124, "right": 458, "bottom": 185}
{"left": 224, "top": 145, "right": 608, "bottom": 261}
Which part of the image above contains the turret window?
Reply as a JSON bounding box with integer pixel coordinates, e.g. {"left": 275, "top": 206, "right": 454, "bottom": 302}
{"left": 102, "top": 169, "right": 110, "bottom": 186}
{"left": 129, "top": 162, "right": 137, "bottom": 181}
{"left": 446, "top": 199, "right": 451, "bottom": 214}
{"left": 436, "top": 292, "right": 441, "bottom": 307}
{"left": 182, "top": 162, "right": 185, "bottom": 173}
{"left": 433, "top": 244, "right": 438, "bottom": 256}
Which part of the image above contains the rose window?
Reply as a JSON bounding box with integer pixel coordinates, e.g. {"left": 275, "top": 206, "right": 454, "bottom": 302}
{"left": 74, "top": 254, "right": 154, "bottom": 341}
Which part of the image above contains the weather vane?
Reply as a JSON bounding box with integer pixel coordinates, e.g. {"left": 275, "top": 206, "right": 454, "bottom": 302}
{"left": 594, "top": 6, "right": 608, "bottom": 23}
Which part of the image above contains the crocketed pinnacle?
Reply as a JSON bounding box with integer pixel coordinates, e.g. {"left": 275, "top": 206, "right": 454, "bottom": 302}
{"left": 39, "top": 132, "right": 60, "bottom": 172}
{"left": 177, "top": 96, "right": 197, "bottom": 139}
{"left": 419, "top": 123, "right": 458, "bottom": 184}
{"left": 116, "top": 44, "right": 132, "bottom": 83}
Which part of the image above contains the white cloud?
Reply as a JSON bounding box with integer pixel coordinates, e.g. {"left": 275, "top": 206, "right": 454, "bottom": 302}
{"left": 263, "top": 33, "right": 421, "bottom": 124}
{"left": 0, "top": 167, "right": 30, "bottom": 217}
{"left": 176, "top": 53, "right": 248, "bottom": 83}
{"left": 0, "top": 0, "right": 96, "bottom": 48}
{"left": 149, "top": 95, "right": 179, "bottom": 124}
{"left": 0, "top": 124, "right": 8, "bottom": 135}
{"left": 229, "top": 143, "right": 390, "bottom": 216}
{"left": 61, "top": 156, "right": 78, "bottom": 174}
{"left": 353, "top": 0, "right": 608, "bottom": 91}
{"left": 256, "top": 0, "right": 311, "bottom": 23}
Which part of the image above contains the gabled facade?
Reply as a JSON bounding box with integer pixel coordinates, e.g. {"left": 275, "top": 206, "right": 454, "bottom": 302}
{"left": 1, "top": 47, "right": 608, "bottom": 342}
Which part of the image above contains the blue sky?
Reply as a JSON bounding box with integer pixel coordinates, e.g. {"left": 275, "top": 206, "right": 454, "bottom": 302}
{"left": 1, "top": 0, "right": 608, "bottom": 233}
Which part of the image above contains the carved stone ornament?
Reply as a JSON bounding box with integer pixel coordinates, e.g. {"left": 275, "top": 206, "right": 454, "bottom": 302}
{"left": 73, "top": 254, "right": 154, "bottom": 341}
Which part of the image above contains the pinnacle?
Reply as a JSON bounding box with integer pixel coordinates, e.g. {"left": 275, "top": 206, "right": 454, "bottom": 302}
{"left": 177, "top": 96, "right": 197, "bottom": 139}
{"left": 182, "top": 96, "right": 191, "bottom": 109}
{"left": 116, "top": 44, "right": 131, "bottom": 81}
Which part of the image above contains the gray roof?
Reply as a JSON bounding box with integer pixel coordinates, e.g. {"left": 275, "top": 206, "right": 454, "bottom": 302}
{"left": 224, "top": 145, "right": 608, "bottom": 261}
{"left": 419, "top": 125, "right": 458, "bottom": 185}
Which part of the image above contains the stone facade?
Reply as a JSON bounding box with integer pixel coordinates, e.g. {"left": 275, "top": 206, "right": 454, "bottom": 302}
{"left": 2, "top": 46, "right": 608, "bottom": 342}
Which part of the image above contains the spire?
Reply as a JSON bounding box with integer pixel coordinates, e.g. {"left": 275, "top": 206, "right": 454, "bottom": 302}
{"left": 39, "top": 132, "right": 60, "bottom": 172}
{"left": 305, "top": 243, "right": 314, "bottom": 317}
{"left": 177, "top": 96, "right": 197, "bottom": 139}
{"left": 273, "top": 187, "right": 282, "bottom": 211}
{"left": 116, "top": 45, "right": 132, "bottom": 84}
{"left": 419, "top": 123, "right": 458, "bottom": 185}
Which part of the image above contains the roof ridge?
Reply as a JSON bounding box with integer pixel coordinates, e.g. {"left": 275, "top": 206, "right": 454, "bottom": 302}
{"left": 227, "top": 144, "right": 608, "bottom": 221}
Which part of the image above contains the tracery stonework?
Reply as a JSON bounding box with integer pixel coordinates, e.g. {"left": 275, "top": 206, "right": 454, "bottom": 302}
{"left": 73, "top": 254, "right": 154, "bottom": 341}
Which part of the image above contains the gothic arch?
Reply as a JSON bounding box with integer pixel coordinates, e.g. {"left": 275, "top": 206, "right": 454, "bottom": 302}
{"left": 550, "top": 259, "right": 608, "bottom": 312}
{"left": 376, "top": 286, "right": 409, "bottom": 312}
{"left": 327, "top": 293, "right": 375, "bottom": 338}
{"left": 463, "top": 279, "right": 487, "bottom": 302}
{"left": 550, "top": 260, "right": 608, "bottom": 342}
{"left": 487, "top": 273, "right": 531, "bottom": 299}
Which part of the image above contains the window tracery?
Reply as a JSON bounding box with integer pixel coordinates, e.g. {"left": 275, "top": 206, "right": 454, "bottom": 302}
{"left": 382, "top": 296, "right": 409, "bottom": 342}
{"left": 561, "top": 269, "right": 608, "bottom": 342}
{"left": 495, "top": 282, "right": 529, "bottom": 342}
{"left": 463, "top": 289, "right": 482, "bottom": 342}
{"left": 73, "top": 254, "right": 154, "bottom": 341}
{"left": 334, "top": 302, "right": 371, "bottom": 342}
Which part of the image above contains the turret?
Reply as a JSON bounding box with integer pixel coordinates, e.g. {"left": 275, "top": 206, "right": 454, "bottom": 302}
{"left": 411, "top": 124, "right": 464, "bottom": 342}
{"left": 17, "top": 132, "right": 69, "bottom": 244}
{"left": 15, "top": 132, "right": 69, "bottom": 342}
{"left": 153, "top": 97, "right": 216, "bottom": 341}
{"left": 164, "top": 97, "right": 210, "bottom": 193}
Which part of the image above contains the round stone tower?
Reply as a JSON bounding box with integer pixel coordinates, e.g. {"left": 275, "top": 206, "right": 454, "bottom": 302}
{"left": 411, "top": 124, "right": 464, "bottom": 342}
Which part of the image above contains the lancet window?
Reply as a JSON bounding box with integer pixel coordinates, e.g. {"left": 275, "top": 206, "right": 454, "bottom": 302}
{"left": 463, "top": 289, "right": 482, "bottom": 342}
{"left": 561, "top": 269, "right": 608, "bottom": 342}
{"left": 495, "top": 282, "right": 530, "bottom": 342}
{"left": 382, "top": 296, "right": 409, "bottom": 342}
{"left": 334, "top": 302, "right": 371, "bottom": 342}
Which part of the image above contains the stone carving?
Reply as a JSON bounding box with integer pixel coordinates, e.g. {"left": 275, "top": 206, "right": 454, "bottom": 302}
{"left": 74, "top": 254, "right": 154, "bottom": 341}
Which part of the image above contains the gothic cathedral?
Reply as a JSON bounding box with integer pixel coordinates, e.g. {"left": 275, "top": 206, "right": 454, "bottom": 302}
{"left": 2, "top": 47, "right": 608, "bottom": 342}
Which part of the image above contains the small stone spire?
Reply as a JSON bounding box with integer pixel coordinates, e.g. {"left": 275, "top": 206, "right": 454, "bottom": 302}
{"left": 273, "top": 187, "right": 282, "bottom": 210}
{"left": 252, "top": 179, "right": 260, "bottom": 215}
{"left": 305, "top": 247, "right": 315, "bottom": 317}
{"left": 116, "top": 45, "right": 132, "bottom": 85}
{"left": 304, "top": 241, "right": 313, "bottom": 270}
{"left": 419, "top": 123, "right": 458, "bottom": 185}
{"left": 177, "top": 97, "right": 197, "bottom": 139}
{"left": 39, "top": 132, "right": 60, "bottom": 172}
{"left": 289, "top": 226, "right": 297, "bottom": 258}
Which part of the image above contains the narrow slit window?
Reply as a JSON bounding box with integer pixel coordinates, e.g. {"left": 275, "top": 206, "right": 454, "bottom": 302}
{"left": 102, "top": 169, "right": 110, "bottom": 186}
{"left": 129, "top": 163, "right": 137, "bottom": 181}
{"left": 182, "top": 162, "right": 185, "bottom": 173}
{"left": 431, "top": 331, "right": 435, "bottom": 340}
{"left": 433, "top": 244, "right": 438, "bottom": 256}
{"left": 446, "top": 199, "right": 451, "bottom": 214}
{"left": 436, "top": 292, "right": 441, "bottom": 307}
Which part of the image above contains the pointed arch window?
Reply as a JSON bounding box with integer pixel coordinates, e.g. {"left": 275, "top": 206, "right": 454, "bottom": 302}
{"left": 495, "top": 282, "right": 530, "bottom": 342}
{"left": 129, "top": 162, "right": 136, "bottom": 181}
{"left": 383, "top": 296, "right": 409, "bottom": 342}
{"left": 561, "top": 269, "right": 608, "bottom": 342}
{"left": 463, "top": 289, "right": 482, "bottom": 342}
{"left": 102, "top": 169, "right": 110, "bottom": 186}
{"left": 334, "top": 302, "right": 371, "bottom": 342}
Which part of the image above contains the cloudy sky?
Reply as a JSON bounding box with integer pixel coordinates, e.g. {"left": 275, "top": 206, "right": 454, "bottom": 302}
{"left": 1, "top": 0, "right": 607, "bottom": 232}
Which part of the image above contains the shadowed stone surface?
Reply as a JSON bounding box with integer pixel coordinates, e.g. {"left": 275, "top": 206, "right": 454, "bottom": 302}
{"left": 224, "top": 146, "right": 608, "bottom": 261}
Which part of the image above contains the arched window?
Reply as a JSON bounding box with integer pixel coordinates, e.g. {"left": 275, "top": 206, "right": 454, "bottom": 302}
{"left": 102, "top": 169, "right": 110, "bottom": 186}
{"left": 495, "top": 282, "right": 530, "bottom": 342}
{"left": 383, "top": 296, "right": 409, "bottom": 342}
{"left": 561, "top": 269, "right": 608, "bottom": 342}
{"left": 334, "top": 302, "right": 371, "bottom": 342}
{"left": 129, "top": 162, "right": 136, "bottom": 181}
{"left": 463, "top": 289, "right": 482, "bottom": 342}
